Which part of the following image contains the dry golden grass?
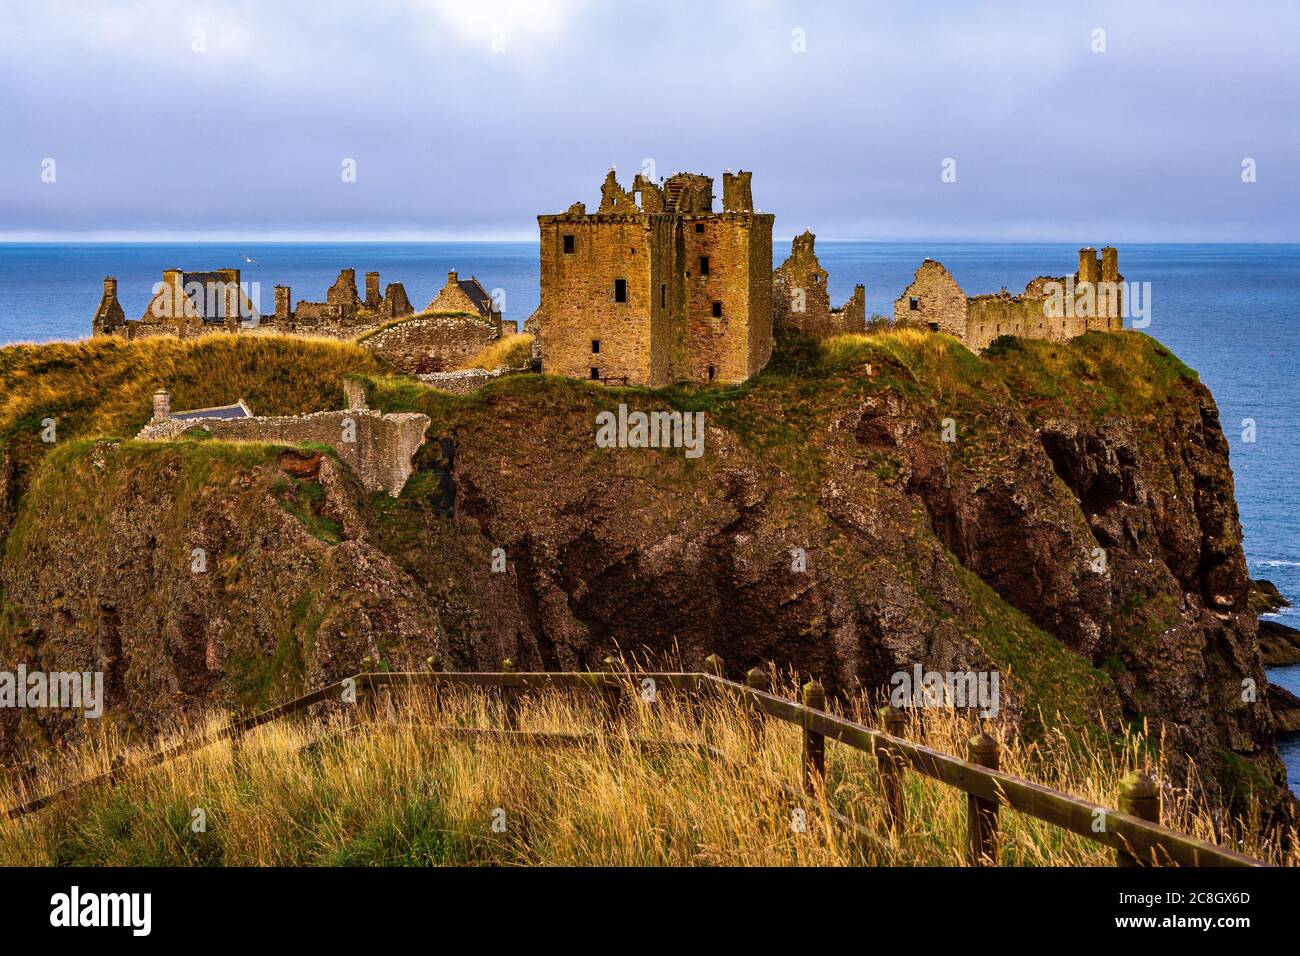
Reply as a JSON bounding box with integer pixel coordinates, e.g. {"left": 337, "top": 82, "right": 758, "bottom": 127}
{"left": 1, "top": 673, "right": 1292, "bottom": 867}
{"left": 462, "top": 333, "right": 534, "bottom": 371}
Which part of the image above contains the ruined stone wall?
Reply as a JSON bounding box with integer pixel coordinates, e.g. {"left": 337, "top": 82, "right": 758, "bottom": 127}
{"left": 91, "top": 278, "right": 126, "bottom": 336}
{"left": 894, "top": 260, "right": 967, "bottom": 338}
{"left": 772, "top": 231, "right": 833, "bottom": 338}
{"left": 327, "top": 269, "right": 361, "bottom": 308}
{"left": 358, "top": 313, "right": 499, "bottom": 375}
{"left": 830, "top": 285, "right": 866, "bottom": 334}
{"left": 418, "top": 366, "right": 517, "bottom": 394}
{"left": 294, "top": 301, "right": 355, "bottom": 326}
{"left": 377, "top": 283, "right": 414, "bottom": 321}
{"left": 538, "top": 214, "right": 654, "bottom": 385}
{"left": 138, "top": 409, "right": 429, "bottom": 497}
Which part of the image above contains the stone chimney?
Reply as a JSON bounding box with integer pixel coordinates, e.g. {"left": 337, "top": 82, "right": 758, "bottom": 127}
{"left": 365, "top": 271, "right": 381, "bottom": 309}
{"left": 104, "top": 277, "right": 118, "bottom": 297}
{"left": 1077, "top": 247, "right": 1100, "bottom": 284}
{"left": 447, "top": 269, "right": 458, "bottom": 285}
{"left": 152, "top": 390, "right": 171, "bottom": 421}
{"left": 274, "top": 285, "right": 292, "bottom": 321}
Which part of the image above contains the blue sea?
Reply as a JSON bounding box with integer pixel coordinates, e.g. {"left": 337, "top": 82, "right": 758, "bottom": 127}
{"left": 2, "top": 241, "right": 1299, "bottom": 792}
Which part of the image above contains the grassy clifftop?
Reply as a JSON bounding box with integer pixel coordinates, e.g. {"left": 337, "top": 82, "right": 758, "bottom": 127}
{"left": 0, "top": 328, "right": 1283, "bottom": 817}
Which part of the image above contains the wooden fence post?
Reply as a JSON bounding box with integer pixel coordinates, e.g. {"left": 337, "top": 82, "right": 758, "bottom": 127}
{"left": 1116, "top": 771, "right": 1160, "bottom": 867}
{"left": 802, "top": 680, "right": 826, "bottom": 795}
{"left": 425, "top": 654, "right": 441, "bottom": 719}
{"left": 359, "top": 656, "right": 378, "bottom": 723}
{"left": 879, "top": 705, "right": 906, "bottom": 833}
{"left": 967, "top": 732, "right": 1000, "bottom": 866}
{"left": 229, "top": 709, "right": 244, "bottom": 773}
{"left": 601, "top": 655, "right": 624, "bottom": 726}
{"left": 501, "top": 658, "right": 520, "bottom": 730}
{"left": 699, "top": 654, "right": 724, "bottom": 740}
{"left": 744, "top": 666, "right": 769, "bottom": 741}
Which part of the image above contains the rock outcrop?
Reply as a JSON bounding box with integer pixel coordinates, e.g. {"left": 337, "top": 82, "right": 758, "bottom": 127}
{"left": 0, "top": 330, "right": 1291, "bottom": 819}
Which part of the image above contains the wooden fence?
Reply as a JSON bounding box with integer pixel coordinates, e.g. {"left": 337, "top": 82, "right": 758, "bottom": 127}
{"left": 4, "top": 656, "right": 1267, "bottom": 868}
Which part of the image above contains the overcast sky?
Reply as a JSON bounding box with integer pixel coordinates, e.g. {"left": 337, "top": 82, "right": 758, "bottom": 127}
{"left": 2, "top": 0, "right": 1296, "bottom": 242}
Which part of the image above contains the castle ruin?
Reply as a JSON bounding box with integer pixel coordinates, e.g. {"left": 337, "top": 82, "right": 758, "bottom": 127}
{"left": 94, "top": 268, "right": 258, "bottom": 338}
{"left": 895, "top": 248, "right": 1125, "bottom": 352}
{"left": 535, "top": 168, "right": 775, "bottom": 386}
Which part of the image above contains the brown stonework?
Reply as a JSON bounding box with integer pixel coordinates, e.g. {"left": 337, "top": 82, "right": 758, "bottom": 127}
{"left": 772, "top": 230, "right": 865, "bottom": 338}
{"left": 377, "top": 282, "right": 413, "bottom": 320}
{"left": 91, "top": 277, "right": 126, "bottom": 337}
{"left": 358, "top": 312, "right": 500, "bottom": 374}
{"left": 137, "top": 386, "right": 429, "bottom": 497}
{"left": 327, "top": 268, "right": 361, "bottom": 309}
{"left": 132, "top": 267, "right": 254, "bottom": 336}
{"left": 894, "top": 249, "right": 1124, "bottom": 352}
{"left": 424, "top": 270, "right": 501, "bottom": 326}
{"left": 95, "top": 266, "right": 423, "bottom": 345}
{"left": 537, "top": 168, "right": 774, "bottom": 387}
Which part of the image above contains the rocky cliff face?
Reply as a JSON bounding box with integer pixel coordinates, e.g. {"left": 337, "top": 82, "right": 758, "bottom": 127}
{"left": 0, "top": 330, "right": 1289, "bottom": 818}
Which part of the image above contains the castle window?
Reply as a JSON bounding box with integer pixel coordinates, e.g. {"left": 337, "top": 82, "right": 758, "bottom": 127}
{"left": 699, "top": 256, "right": 710, "bottom": 276}
{"left": 708, "top": 365, "right": 716, "bottom": 381}
{"left": 660, "top": 284, "right": 666, "bottom": 308}
{"left": 928, "top": 322, "right": 939, "bottom": 332}
{"left": 712, "top": 301, "right": 722, "bottom": 318}
{"left": 695, "top": 223, "right": 704, "bottom": 234}
{"left": 909, "top": 296, "right": 920, "bottom": 311}
{"left": 592, "top": 339, "right": 600, "bottom": 354}
{"left": 614, "top": 279, "right": 627, "bottom": 303}
{"left": 590, "top": 367, "right": 600, "bottom": 380}
{"left": 563, "top": 234, "right": 575, "bottom": 254}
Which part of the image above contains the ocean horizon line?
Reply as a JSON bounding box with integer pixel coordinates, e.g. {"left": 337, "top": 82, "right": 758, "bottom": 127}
{"left": 1, "top": 238, "right": 1297, "bottom": 247}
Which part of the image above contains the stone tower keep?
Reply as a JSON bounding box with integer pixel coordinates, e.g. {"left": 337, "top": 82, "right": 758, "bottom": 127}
{"left": 537, "top": 168, "right": 774, "bottom": 386}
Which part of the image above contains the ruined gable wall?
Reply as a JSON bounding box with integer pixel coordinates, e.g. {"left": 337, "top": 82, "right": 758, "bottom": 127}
{"left": 538, "top": 214, "right": 654, "bottom": 385}
{"left": 894, "top": 261, "right": 967, "bottom": 339}
{"left": 92, "top": 279, "right": 126, "bottom": 336}
{"left": 378, "top": 283, "right": 414, "bottom": 320}
{"left": 772, "top": 235, "right": 832, "bottom": 338}
{"left": 426, "top": 282, "right": 482, "bottom": 316}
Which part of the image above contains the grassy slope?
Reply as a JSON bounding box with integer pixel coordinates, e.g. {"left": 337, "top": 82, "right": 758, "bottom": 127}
{"left": 4, "top": 681, "right": 1288, "bottom": 866}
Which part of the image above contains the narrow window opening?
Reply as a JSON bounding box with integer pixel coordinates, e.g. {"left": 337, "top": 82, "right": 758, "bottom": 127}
{"left": 711, "top": 301, "right": 722, "bottom": 318}
{"left": 614, "top": 278, "right": 627, "bottom": 303}
{"left": 909, "top": 296, "right": 920, "bottom": 311}
{"left": 590, "top": 367, "right": 600, "bottom": 380}
{"left": 695, "top": 223, "right": 704, "bottom": 233}
{"left": 699, "top": 256, "right": 710, "bottom": 276}
{"left": 708, "top": 365, "right": 716, "bottom": 381}
{"left": 591, "top": 339, "right": 600, "bottom": 354}
{"left": 660, "top": 284, "right": 666, "bottom": 308}
{"left": 563, "top": 234, "right": 575, "bottom": 254}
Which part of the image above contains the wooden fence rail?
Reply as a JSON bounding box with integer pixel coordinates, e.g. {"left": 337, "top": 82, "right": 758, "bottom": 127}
{"left": 2, "top": 660, "right": 1268, "bottom": 867}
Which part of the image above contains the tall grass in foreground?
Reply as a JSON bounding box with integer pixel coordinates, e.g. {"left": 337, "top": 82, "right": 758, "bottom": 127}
{"left": 0, "top": 676, "right": 1293, "bottom": 867}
